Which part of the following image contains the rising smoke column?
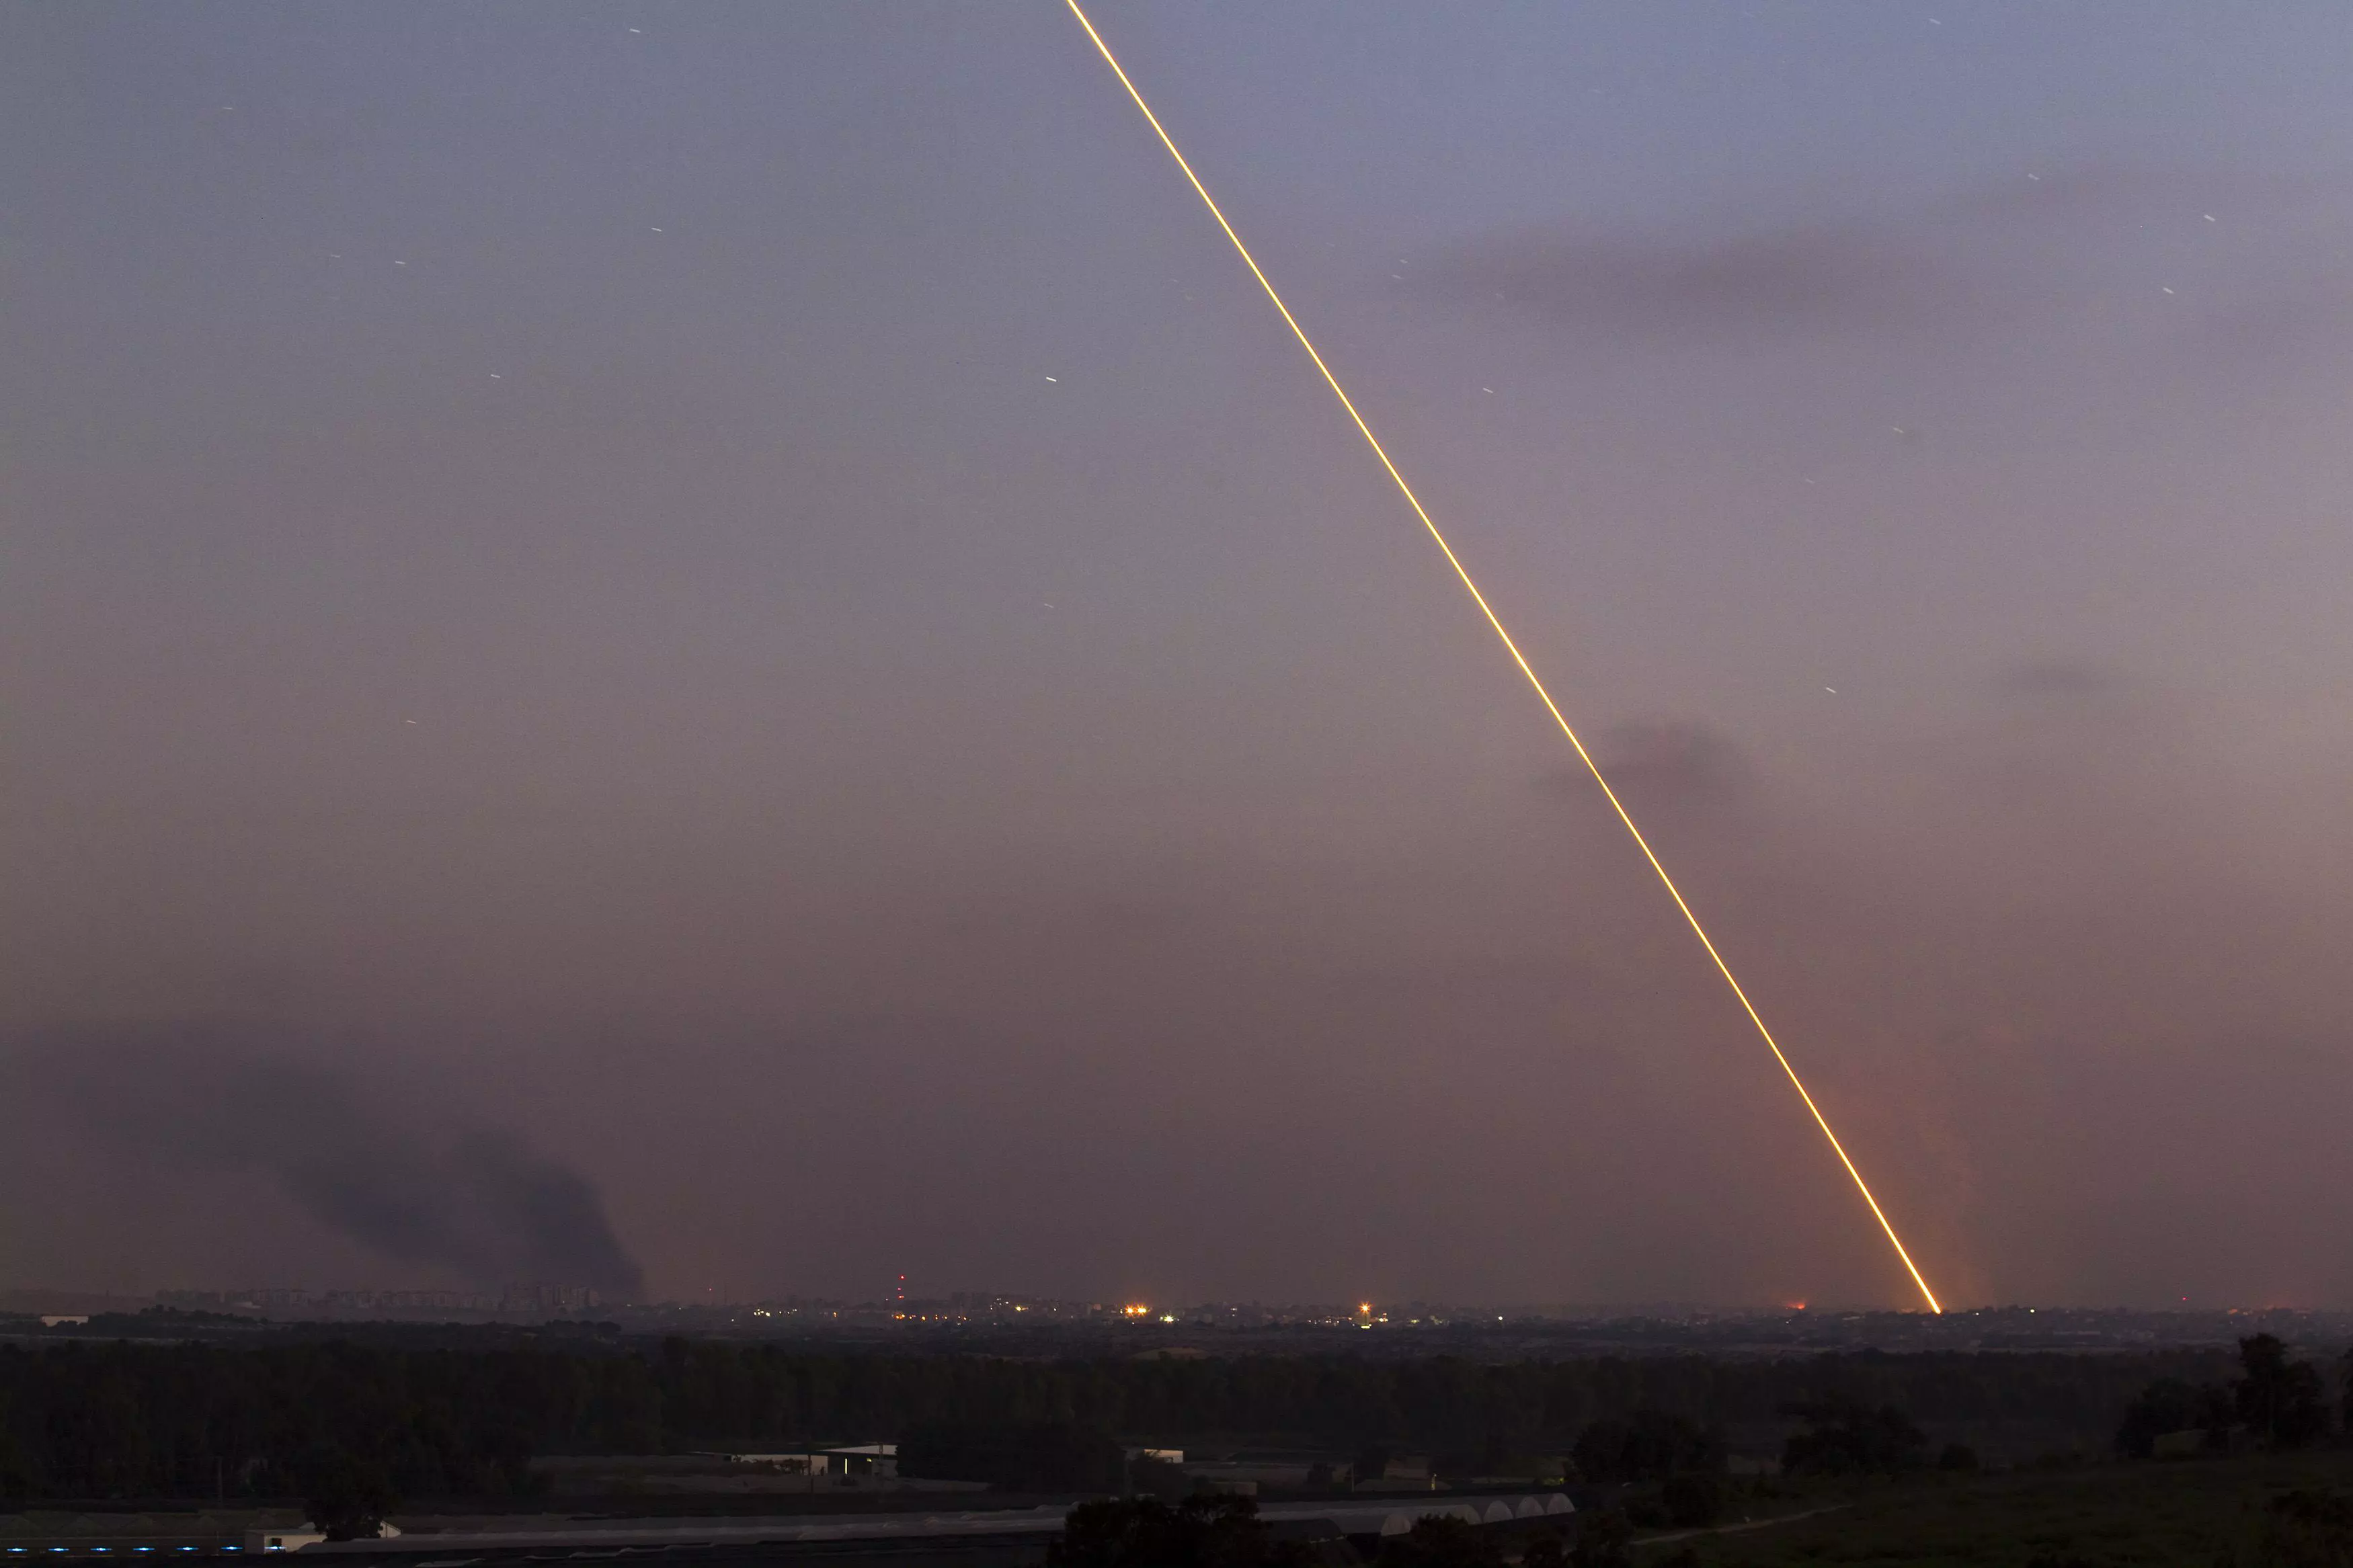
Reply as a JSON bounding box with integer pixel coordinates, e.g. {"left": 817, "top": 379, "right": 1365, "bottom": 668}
{"left": 15, "top": 1022, "right": 644, "bottom": 1300}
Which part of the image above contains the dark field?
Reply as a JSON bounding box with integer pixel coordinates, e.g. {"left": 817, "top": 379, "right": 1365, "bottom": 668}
{"left": 4, "top": 1326, "right": 2350, "bottom": 1568}
{"left": 1624, "top": 1449, "right": 2353, "bottom": 1567}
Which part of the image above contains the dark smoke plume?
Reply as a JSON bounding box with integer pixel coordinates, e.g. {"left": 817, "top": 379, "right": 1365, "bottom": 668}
{"left": 17, "top": 1023, "right": 643, "bottom": 1301}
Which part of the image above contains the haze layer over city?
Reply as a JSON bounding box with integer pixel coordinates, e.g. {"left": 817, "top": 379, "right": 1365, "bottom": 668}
{"left": 7, "top": 2, "right": 2353, "bottom": 1316}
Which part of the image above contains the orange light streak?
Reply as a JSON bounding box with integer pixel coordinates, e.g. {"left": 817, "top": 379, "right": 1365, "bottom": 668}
{"left": 1064, "top": 0, "right": 1942, "bottom": 1314}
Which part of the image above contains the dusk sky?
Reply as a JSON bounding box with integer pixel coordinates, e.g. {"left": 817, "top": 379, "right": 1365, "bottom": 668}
{"left": 7, "top": 2, "right": 2352, "bottom": 1310}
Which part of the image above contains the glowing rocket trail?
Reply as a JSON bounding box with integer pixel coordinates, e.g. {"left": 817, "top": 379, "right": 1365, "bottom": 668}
{"left": 1064, "top": 0, "right": 1943, "bottom": 1315}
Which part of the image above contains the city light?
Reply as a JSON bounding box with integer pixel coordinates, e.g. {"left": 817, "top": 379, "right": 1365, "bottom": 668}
{"left": 1062, "top": 0, "right": 1942, "bottom": 1315}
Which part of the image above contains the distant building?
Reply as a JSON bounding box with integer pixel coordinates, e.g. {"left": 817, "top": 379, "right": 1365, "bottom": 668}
{"left": 720, "top": 1445, "right": 898, "bottom": 1479}
{"left": 247, "top": 1528, "right": 327, "bottom": 1553}
{"left": 827, "top": 1444, "right": 898, "bottom": 1479}
{"left": 249, "top": 1525, "right": 396, "bottom": 1551}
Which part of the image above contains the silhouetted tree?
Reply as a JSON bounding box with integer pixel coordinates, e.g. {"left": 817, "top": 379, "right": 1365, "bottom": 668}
{"left": 1571, "top": 1411, "right": 1722, "bottom": 1483}
{"left": 1660, "top": 1470, "right": 1723, "bottom": 1527}
{"left": 1353, "top": 1444, "right": 1391, "bottom": 1483}
{"left": 0, "top": 1427, "right": 33, "bottom": 1497}
{"left": 2116, "top": 1378, "right": 2207, "bottom": 1458}
{"left": 1779, "top": 1398, "right": 1924, "bottom": 1475}
{"left": 288, "top": 1442, "right": 395, "bottom": 1541}
{"left": 2235, "top": 1335, "right": 2329, "bottom": 1450}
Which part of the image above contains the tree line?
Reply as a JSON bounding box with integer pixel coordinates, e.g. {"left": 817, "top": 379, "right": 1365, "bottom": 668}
{"left": 0, "top": 1328, "right": 2266, "bottom": 1506}
{"left": 2115, "top": 1334, "right": 2353, "bottom": 1457}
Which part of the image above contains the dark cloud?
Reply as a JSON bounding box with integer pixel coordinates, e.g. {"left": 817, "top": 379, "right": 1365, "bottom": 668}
{"left": 1400, "top": 169, "right": 2124, "bottom": 337}
{"left": 1593, "top": 720, "right": 1759, "bottom": 813}
{"left": 13, "top": 1024, "right": 643, "bottom": 1300}
{"left": 1539, "top": 721, "right": 1761, "bottom": 837}
{"left": 1422, "top": 223, "right": 1960, "bottom": 339}
{"left": 1415, "top": 167, "right": 2353, "bottom": 353}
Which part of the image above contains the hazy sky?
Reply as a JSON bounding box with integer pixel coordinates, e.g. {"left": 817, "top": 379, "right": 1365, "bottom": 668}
{"left": 7, "top": 3, "right": 2352, "bottom": 1310}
